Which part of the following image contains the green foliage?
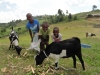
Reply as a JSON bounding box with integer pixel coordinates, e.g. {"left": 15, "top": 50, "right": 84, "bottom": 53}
{"left": 7, "top": 19, "right": 22, "bottom": 27}
{"left": 54, "top": 14, "right": 59, "bottom": 23}
{"left": 49, "top": 15, "right": 54, "bottom": 24}
{"left": 1, "top": 28, "right": 6, "bottom": 33}
{"left": 93, "top": 9, "right": 100, "bottom": 12}
{"left": 68, "top": 13, "right": 72, "bottom": 21}
{"left": 0, "top": 23, "right": 7, "bottom": 27}
{"left": 73, "top": 15, "right": 78, "bottom": 20}
{"left": 68, "top": 13, "right": 72, "bottom": 19}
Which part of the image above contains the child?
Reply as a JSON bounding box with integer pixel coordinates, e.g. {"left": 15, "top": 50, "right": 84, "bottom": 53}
{"left": 26, "top": 13, "right": 40, "bottom": 52}
{"left": 39, "top": 22, "right": 50, "bottom": 51}
{"left": 26, "top": 13, "right": 39, "bottom": 42}
{"left": 51, "top": 27, "right": 62, "bottom": 42}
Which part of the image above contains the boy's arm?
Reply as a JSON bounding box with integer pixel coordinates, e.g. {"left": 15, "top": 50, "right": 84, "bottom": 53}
{"left": 37, "top": 25, "right": 39, "bottom": 33}
{"left": 38, "top": 27, "right": 42, "bottom": 39}
{"left": 37, "top": 20, "right": 40, "bottom": 33}
{"left": 47, "top": 35, "right": 49, "bottom": 42}
{"left": 47, "top": 28, "right": 50, "bottom": 42}
{"left": 26, "top": 23, "right": 33, "bottom": 42}
{"left": 51, "top": 34, "right": 55, "bottom": 42}
{"left": 59, "top": 33, "right": 62, "bottom": 41}
{"left": 28, "top": 29, "right": 33, "bottom": 42}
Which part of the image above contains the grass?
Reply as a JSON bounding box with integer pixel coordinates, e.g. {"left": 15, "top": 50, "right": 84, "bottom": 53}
{"left": 0, "top": 19, "right": 100, "bottom": 75}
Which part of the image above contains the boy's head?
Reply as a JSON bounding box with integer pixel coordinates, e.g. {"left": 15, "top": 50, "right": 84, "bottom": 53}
{"left": 26, "top": 13, "right": 33, "bottom": 22}
{"left": 41, "top": 22, "right": 49, "bottom": 32}
{"left": 53, "top": 27, "right": 59, "bottom": 37}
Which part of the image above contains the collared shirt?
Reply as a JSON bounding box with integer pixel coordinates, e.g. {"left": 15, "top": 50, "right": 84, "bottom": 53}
{"left": 39, "top": 27, "right": 50, "bottom": 39}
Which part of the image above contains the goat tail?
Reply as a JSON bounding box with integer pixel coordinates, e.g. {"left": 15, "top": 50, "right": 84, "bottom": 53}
{"left": 72, "top": 37, "right": 81, "bottom": 43}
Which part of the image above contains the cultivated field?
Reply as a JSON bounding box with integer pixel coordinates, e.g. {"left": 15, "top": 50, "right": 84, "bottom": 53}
{"left": 0, "top": 19, "right": 100, "bottom": 75}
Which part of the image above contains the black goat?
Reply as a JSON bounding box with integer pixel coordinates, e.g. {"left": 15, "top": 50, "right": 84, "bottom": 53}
{"left": 35, "top": 37, "right": 85, "bottom": 70}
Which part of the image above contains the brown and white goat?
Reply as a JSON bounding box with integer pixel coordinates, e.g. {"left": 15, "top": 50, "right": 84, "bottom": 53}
{"left": 86, "top": 32, "right": 96, "bottom": 38}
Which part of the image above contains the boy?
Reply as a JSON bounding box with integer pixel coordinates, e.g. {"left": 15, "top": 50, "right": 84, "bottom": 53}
{"left": 39, "top": 22, "right": 50, "bottom": 51}
{"left": 26, "top": 13, "right": 40, "bottom": 52}
{"left": 26, "top": 13, "right": 39, "bottom": 42}
{"left": 51, "top": 27, "right": 62, "bottom": 42}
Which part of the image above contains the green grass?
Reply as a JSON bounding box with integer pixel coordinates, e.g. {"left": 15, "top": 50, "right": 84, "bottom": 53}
{"left": 0, "top": 19, "right": 100, "bottom": 75}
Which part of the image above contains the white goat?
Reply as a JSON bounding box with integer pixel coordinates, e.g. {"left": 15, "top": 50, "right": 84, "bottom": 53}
{"left": 9, "top": 27, "right": 22, "bottom": 55}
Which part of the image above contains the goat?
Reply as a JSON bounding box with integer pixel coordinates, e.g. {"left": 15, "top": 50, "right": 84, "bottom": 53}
{"left": 34, "top": 37, "right": 85, "bottom": 70}
{"left": 86, "top": 32, "right": 96, "bottom": 38}
{"left": 9, "top": 27, "right": 22, "bottom": 55}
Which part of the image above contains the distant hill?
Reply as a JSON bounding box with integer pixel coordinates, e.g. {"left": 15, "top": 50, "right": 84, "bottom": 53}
{"left": 75, "top": 9, "right": 100, "bottom": 18}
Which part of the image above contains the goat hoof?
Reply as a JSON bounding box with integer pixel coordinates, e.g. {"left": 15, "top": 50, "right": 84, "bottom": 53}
{"left": 55, "top": 67, "right": 59, "bottom": 70}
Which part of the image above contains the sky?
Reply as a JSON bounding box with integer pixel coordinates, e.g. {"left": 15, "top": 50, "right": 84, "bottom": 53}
{"left": 0, "top": 0, "right": 100, "bottom": 23}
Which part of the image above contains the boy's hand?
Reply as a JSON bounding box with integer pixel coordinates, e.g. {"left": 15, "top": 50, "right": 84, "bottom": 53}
{"left": 42, "top": 42, "right": 48, "bottom": 44}
{"left": 45, "top": 42, "right": 48, "bottom": 44}
{"left": 54, "top": 38, "right": 60, "bottom": 42}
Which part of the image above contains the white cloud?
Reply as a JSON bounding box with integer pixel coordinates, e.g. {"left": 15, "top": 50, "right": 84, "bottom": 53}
{"left": 0, "top": 0, "right": 3, "bottom": 4}
{"left": 67, "top": 0, "right": 99, "bottom": 7}
{"left": 0, "top": 0, "right": 100, "bottom": 23}
{"left": 6, "top": 5, "right": 11, "bottom": 9}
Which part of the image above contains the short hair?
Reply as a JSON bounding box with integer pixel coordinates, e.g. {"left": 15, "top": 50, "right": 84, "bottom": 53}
{"left": 41, "top": 22, "right": 49, "bottom": 27}
{"left": 53, "top": 27, "right": 59, "bottom": 33}
{"left": 26, "top": 13, "right": 32, "bottom": 17}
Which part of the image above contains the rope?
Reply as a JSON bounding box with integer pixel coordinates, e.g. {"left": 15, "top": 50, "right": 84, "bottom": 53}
{"left": 43, "top": 51, "right": 70, "bottom": 71}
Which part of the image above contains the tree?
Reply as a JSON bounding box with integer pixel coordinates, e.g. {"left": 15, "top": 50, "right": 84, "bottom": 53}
{"left": 66, "top": 10, "right": 68, "bottom": 15}
{"left": 92, "top": 5, "right": 97, "bottom": 11}
{"left": 68, "top": 13, "right": 72, "bottom": 21}
{"left": 49, "top": 15, "right": 54, "bottom": 24}
{"left": 57, "top": 9, "right": 64, "bottom": 22}
{"left": 58, "top": 9, "right": 63, "bottom": 15}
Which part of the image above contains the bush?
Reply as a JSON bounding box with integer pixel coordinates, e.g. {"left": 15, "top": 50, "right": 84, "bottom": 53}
{"left": 73, "top": 16, "right": 78, "bottom": 20}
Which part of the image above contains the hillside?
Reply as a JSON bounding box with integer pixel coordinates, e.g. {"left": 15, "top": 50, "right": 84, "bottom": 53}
{"left": 0, "top": 10, "right": 100, "bottom": 75}
{"left": 75, "top": 10, "right": 100, "bottom": 18}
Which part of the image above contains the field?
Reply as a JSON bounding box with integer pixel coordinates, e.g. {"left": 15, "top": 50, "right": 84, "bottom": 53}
{"left": 0, "top": 19, "right": 100, "bottom": 75}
